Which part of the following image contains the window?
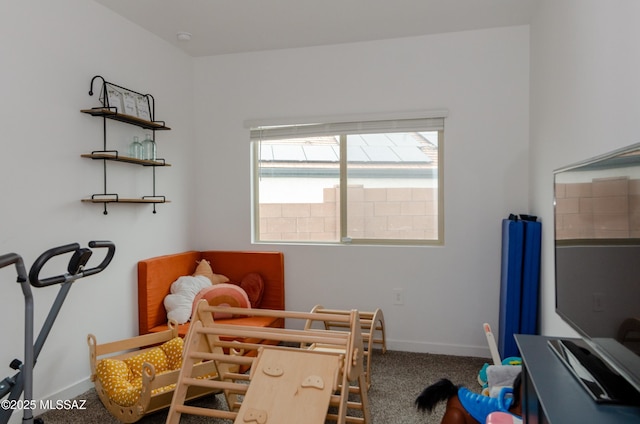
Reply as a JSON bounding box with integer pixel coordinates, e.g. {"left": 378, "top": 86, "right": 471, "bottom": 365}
{"left": 249, "top": 113, "right": 445, "bottom": 245}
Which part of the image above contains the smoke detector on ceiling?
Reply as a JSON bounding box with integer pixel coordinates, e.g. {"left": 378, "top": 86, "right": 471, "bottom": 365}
{"left": 176, "top": 32, "right": 192, "bottom": 42}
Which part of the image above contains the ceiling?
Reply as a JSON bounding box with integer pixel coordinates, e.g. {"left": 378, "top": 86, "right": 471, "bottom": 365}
{"left": 94, "top": 0, "right": 536, "bottom": 57}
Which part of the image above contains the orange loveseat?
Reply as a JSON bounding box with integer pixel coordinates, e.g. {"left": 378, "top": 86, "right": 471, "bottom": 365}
{"left": 137, "top": 250, "right": 285, "bottom": 337}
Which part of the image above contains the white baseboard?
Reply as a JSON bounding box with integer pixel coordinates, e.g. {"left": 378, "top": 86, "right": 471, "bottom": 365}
{"left": 385, "top": 338, "right": 491, "bottom": 358}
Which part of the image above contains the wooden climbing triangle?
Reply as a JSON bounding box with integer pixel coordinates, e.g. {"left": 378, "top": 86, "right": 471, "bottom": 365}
{"left": 166, "top": 303, "right": 371, "bottom": 424}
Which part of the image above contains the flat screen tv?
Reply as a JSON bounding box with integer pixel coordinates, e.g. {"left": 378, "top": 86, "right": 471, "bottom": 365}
{"left": 553, "top": 143, "right": 640, "bottom": 405}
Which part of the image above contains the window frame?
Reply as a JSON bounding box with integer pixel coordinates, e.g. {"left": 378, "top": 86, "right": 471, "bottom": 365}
{"left": 249, "top": 113, "right": 446, "bottom": 246}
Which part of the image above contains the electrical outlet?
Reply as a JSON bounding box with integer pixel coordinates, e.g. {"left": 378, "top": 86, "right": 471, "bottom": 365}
{"left": 393, "top": 288, "right": 404, "bottom": 305}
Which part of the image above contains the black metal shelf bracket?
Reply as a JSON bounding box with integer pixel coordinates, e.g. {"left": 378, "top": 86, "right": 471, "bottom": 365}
{"left": 88, "top": 75, "right": 156, "bottom": 121}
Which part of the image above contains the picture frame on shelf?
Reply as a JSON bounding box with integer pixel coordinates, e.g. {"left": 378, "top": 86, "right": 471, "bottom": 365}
{"left": 135, "top": 94, "right": 151, "bottom": 121}
{"left": 105, "top": 84, "right": 123, "bottom": 112}
{"left": 121, "top": 90, "right": 138, "bottom": 117}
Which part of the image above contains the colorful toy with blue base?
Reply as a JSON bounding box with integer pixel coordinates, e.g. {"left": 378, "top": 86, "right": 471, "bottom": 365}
{"left": 415, "top": 372, "right": 522, "bottom": 424}
{"left": 414, "top": 323, "right": 523, "bottom": 424}
{"left": 478, "top": 357, "right": 521, "bottom": 394}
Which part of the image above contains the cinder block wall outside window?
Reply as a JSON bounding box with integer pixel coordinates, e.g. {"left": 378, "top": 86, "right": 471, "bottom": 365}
{"left": 260, "top": 186, "right": 438, "bottom": 241}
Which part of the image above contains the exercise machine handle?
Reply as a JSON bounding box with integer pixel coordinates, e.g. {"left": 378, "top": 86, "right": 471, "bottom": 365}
{"left": 0, "top": 253, "right": 28, "bottom": 283}
{"left": 29, "top": 243, "right": 79, "bottom": 287}
{"left": 84, "top": 240, "right": 116, "bottom": 277}
{"left": 28, "top": 241, "right": 115, "bottom": 287}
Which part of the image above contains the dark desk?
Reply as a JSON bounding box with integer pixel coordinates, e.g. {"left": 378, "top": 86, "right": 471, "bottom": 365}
{"left": 515, "top": 334, "right": 640, "bottom": 423}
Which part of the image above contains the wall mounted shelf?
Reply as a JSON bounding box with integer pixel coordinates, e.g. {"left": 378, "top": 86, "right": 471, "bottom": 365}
{"left": 80, "top": 108, "right": 171, "bottom": 131}
{"left": 81, "top": 197, "right": 169, "bottom": 204}
{"left": 80, "top": 152, "right": 171, "bottom": 167}
{"left": 81, "top": 75, "right": 171, "bottom": 214}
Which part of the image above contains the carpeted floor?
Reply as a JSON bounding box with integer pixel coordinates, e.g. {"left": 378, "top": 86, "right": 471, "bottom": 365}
{"left": 37, "top": 349, "right": 488, "bottom": 423}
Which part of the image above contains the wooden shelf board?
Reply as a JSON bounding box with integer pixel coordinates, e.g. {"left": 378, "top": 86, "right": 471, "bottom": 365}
{"left": 81, "top": 108, "right": 171, "bottom": 130}
{"left": 82, "top": 198, "right": 170, "bottom": 204}
{"left": 81, "top": 153, "right": 171, "bottom": 166}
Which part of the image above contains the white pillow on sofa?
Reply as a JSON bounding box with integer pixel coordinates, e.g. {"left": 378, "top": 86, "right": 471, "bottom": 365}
{"left": 163, "top": 275, "right": 212, "bottom": 324}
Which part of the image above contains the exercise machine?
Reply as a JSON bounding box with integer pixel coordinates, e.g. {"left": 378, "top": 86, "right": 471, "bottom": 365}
{"left": 0, "top": 241, "right": 115, "bottom": 424}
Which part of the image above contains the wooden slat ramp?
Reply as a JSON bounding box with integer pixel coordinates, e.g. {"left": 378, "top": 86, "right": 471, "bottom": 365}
{"left": 166, "top": 302, "right": 371, "bottom": 424}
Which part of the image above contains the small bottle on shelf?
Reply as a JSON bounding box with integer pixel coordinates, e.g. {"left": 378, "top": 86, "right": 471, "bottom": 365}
{"left": 129, "top": 136, "right": 142, "bottom": 159}
{"left": 141, "top": 133, "right": 156, "bottom": 160}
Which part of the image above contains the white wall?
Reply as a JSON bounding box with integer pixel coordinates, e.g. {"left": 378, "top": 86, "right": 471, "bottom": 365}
{"left": 529, "top": 1, "right": 640, "bottom": 336}
{"left": 192, "top": 27, "right": 530, "bottom": 356}
{"left": 5, "top": 0, "right": 636, "bottom": 411}
{"left": 0, "top": 1, "right": 194, "bottom": 414}
{"left": 2, "top": 1, "right": 571, "bottom": 412}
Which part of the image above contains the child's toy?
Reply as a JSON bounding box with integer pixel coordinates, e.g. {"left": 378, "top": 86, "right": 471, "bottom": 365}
{"left": 304, "top": 305, "right": 386, "bottom": 388}
{"left": 166, "top": 303, "right": 371, "bottom": 424}
{"left": 478, "top": 361, "right": 522, "bottom": 396}
{"left": 87, "top": 322, "right": 220, "bottom": 423}
{"left": 483, "top": 364, "right": 522, "bottom": 398}
{"left": 478, "top": 323, "right": 521, "bottom": 395}
{"left": 415, "top": 373, "right": 522, "bottom": 424}
{"left": 484, "top": 323, "right": 502, "bottom": 366}
{"left": 0, "top": 241, "right": 115, "bottom": 424}
{"left": 486, "top": 411, "right": 523, "bottom": 424}
{"left": 482, "top": 324, "right": 521, "bottom": 366}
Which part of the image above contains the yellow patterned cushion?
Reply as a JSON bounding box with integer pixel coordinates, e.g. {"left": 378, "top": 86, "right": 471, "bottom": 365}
{"left": 96, "top": 337, "right": 184, "bottom": 407}
{"left": 123, "top": 347, "right": 168, "bottom": 379}
{"left": 96, "top": 359, "right": 139, "bottom": 407}
{"left": 160, "top": 336, "right": 183, "bottom": 370}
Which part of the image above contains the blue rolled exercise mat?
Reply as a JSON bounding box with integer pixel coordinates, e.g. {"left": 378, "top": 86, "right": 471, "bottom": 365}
{"left": 519, "top": 216, "right": 541, "bottom": 336}
{"left": 498, "top": 215, "right": 524, "bottom": 359}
